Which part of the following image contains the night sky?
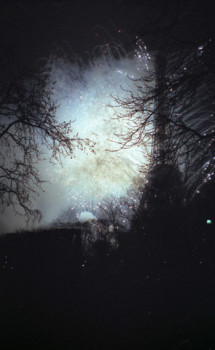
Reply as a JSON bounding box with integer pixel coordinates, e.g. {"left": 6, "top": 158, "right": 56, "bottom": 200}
{"left": 0, "top": 1, "right": 152, "bottom": 232}
{"left": 1, "top": 1, "right": 215, "bottom": 232}
{"left": 0, "top": 1, "right": 120, "bottom": 63}
{"left": 1, "top": 1, "right": 215, "bottom": 349}
{"left": 1, "top": 1, "right": 215, "bottom": 64}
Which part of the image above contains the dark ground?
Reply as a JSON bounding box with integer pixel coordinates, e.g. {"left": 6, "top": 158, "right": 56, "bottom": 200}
{"left": 0, "top": 218, "right": 215, "bottom": 350}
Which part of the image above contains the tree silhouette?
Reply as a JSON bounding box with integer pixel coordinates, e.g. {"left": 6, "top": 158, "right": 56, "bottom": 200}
{"left": 0, "top": 47, "right": 94, "bottom": 221}
{"left": 111, "top": 0, "right": 215, "bottom": 199}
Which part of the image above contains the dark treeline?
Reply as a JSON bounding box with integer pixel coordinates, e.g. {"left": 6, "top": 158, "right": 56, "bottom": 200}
{"left": 0, "top": 178, "right": 215, "bottom": 350}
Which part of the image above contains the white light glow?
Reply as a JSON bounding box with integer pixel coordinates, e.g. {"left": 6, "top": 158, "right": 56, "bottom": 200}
{"left": 37, "top": 44, "right": 153, "bottom": 224}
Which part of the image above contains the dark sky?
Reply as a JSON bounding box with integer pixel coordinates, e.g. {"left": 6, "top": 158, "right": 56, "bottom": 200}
{"left": 1, "top": 0, "right": 215, "bottom": 66}
{"left": 0, "top": 1, "right": 121, "bottom": 65}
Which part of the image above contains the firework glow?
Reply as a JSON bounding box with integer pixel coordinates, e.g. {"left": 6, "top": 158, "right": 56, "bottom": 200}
{"left": 34, "top": 39, "right": 154, "bottom": 225}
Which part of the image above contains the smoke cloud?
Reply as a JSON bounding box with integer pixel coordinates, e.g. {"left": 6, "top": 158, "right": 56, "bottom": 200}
{"left": 0, "top": 41, "right": 153, "bottom": 233}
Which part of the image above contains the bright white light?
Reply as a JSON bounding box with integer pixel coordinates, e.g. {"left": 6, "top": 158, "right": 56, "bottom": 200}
{"left": 79, "top": 211, "right": 97, "bottom": 223}
{"left": 37, "top": 46, "right": 153, "bottom": 223}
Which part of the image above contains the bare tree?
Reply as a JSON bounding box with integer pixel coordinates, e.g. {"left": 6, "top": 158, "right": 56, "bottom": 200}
{"left": 0, "top": 51, "right": 94, "bottom": 221}
{"left": 110, "top": 1, "right": 215, "bottom": 199}
{"left": 98, "top": 182, "right": 145, "bottom": 230}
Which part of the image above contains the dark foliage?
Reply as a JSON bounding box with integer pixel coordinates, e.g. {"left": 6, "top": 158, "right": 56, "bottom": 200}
{"left": 0, "top": 202, "right": 215, "bottom": 350}
{"left": 130, "top": 164, "right": 185, "bottom": 231}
